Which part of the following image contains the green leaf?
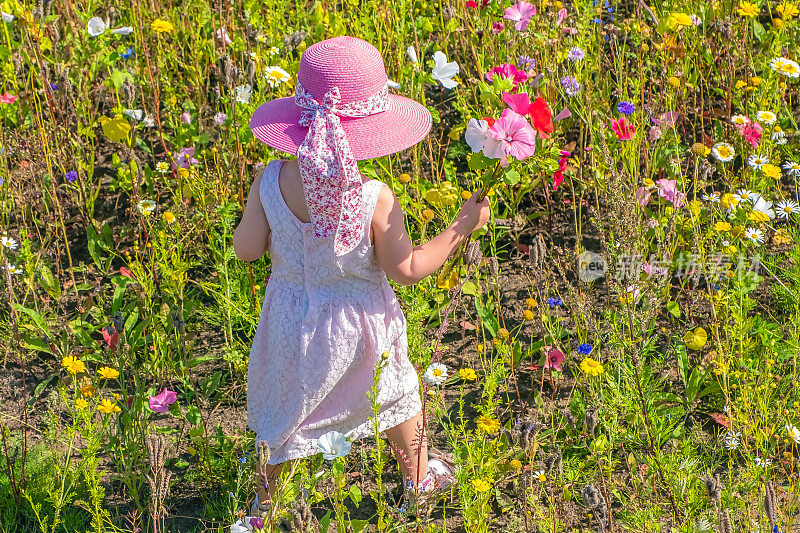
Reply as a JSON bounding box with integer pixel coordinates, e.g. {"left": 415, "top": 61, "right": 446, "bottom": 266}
{"left": 502, "top": 168, "right": 520, "bottom": 185}
{"left": 461, "top": 281, "right": 479, "bottom": 297}
{"left": 186, "top": 404, "right": 202, "bottom": 425}
{"left": 753, "top": 21, "right": 766, "bottom": 42}
{"left": 11, "top": 303, "right": 50, "bottom": 336}
{"left": 349, "top": 484, "right": 362, "bottom": 506}
{"left": 28, "top": 373, "right": 57, "bottom": 406}
{"left": 666, "top": 300, "right": 680, "bottom": 318}
{"left": 468, "top": 151, "right": 493, "bottom": 171}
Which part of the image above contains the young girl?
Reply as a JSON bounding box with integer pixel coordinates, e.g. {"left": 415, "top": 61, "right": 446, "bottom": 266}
{"left": 233, "top": 36, "right": 490, "bottom": 515}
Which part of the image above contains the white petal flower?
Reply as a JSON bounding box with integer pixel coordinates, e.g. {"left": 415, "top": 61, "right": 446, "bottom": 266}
{"left": 776, "top": 200, "right": 800, "bottom": 219}
{"left": 229, "top": 518, "right": 254, "bottom": 533}
{"left": 263, "top": 66, "right": 290, "bottom": 88}
{"left": 137, "top": 199, "right": 156, "bottom": 216}
{"left": 142, "top": 114, "right": 155, "bottom": 127}
{"left": 747, "top": 154, "right": 768, "bottom": 169}
{"left": 235, "top": 84, "right": 252, "bottom": 104}
{"left": 424, "top": 362, "right": 448, "bottom": 385}
{"left": 751, "top": 196, "right": 775, "bottom": 219}
{"left": 8, "top": 264, "right": 22, "bottom": 275}
{"left": 386, "top": 79, "right": 401, "bottom": 89}
{"left": 771, "top": 57, "right": 800, "bottom": 78}
{"left": 711, "top": 142, "right": 735, "bottom": 162}
{"left": 315, "top": 431, "right": 351, "bottom": 460}
{"left": 87, "top": 17, "right": 108, "bottom": 37}
{"left": 112, "top": 26, "right": 134, "bottom": 35}
{"left": 465, "top": 118, "right": 490, "bottom": 153}
{"left": 783, "top": 161, "right": 800, "bottom": 177}
{"left": 407, "top": 45, "right": 418, "bottom": 64}
{"left": 1, "top": 11, "right": 14, "bottom": 23}
{"left": 787, "top": 423, "right": 800, "bottom": 444}
{"left": 123, "top": 109, "right": 143, "bottom": 121}
{"left": 756, "top": 111, "right": 776, "bottom": 125}
{"left": 431, "top": 51, "right": 459, "bottom": 89}
{"left": 1, "top": 236, "right": 18, "bottom": 249}
{"left": 744, "top": 228, "right": 764, "bottom": 244}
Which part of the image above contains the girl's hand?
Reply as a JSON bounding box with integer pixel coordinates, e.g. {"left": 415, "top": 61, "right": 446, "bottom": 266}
{"left": 455, "top": 190, "right": 491, "bottom": 234}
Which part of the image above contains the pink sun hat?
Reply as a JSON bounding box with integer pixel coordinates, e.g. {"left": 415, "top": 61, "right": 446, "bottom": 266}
{"left": 249, "top": 36, "right": 432, "bottom": 160}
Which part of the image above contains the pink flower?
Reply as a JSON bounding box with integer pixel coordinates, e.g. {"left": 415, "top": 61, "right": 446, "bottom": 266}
{"left": 148, "top": 387, "right": 177, "bottom": 413}
{"left": 655, "top": 178, "right": 686, "bottom": 207}
{"left": 486, "top": 64, "right": 529, "bottom": 89}
{"left": 504, "top": 1, "right": 536, "bottom": 31}
{"left": 652, "top": 111, "right": 678, "bottom": 129}
{"left": 553, "top": 151, "right": 570, "bottom": 191}
{"left": 215, "top": 27, "right": 232, "bottom": 45}
{"left": 175, "top": 147, "right": 199, "bottom": 169}
{"left": 648, "top": 126, "right": 662, "bottom": 142}
{"left": 635, "top": 186, "right": 652, "bottom": 206}
{"left": 485, "top": 108, "right": 537, "bottom": 164}
{"left": 611, "top": 116, "right": 635, "bottom": 140}
{"left": 180, "top": 110, "right": 192, "bottom": 124}
{"left": 647, "top": 217, "right": 659, "bottom": 228}
{"left": 0, "top": 91, "right": 18, "bottom": 104}
{"left": 543, "top": 346, "right": 564, "bottom": 371}
{"left": 740, "top": 122, "right": 763, "bottom": 149}
{"left": 556, "top": 8, "right": 568, "bottom": 25}
{"left": 491, "top": 21, "right": 504, "bottom": 34}
{"left": 119, "top": 267, "right": 134, "bottom": 278}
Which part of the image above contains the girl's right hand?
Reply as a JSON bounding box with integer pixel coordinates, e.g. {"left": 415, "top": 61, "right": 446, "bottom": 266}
{"left": 455, "top": 190, "right": 491, "bottom": 233}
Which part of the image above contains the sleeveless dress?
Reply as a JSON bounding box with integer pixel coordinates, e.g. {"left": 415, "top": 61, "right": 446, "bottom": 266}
{"left": 247, "top": 159, "right": 423, "bottom": 464}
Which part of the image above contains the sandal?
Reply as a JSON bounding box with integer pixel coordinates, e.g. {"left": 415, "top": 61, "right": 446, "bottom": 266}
{"left": 250, "top": 493, "right": 273, "bottom": 516}
{"left": 397, "top": 450, "right": 458, "bottom": 514}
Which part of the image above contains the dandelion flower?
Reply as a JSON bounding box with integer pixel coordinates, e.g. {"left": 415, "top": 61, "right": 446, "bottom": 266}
{"left": 472, "top": 478, "right": 492, "bottom": 492}
{"left": 669, "top": 12, "right": 694, "bottom": 26}
{"left": 776, "top": 2, "right": 800, "bottom": 19}
{"left": 776, "top": 200, "right": 800, "bottom": 219}
{"left": 714, "top": 221, "right": 732, "bottom": 232}
{"left": 61, "top": 356, "right": 87, "bottom": 375}
{"left": 757, "top": 111, "right": 777, "bottom": 124}
{"left": 712, "top": 143, "right": 735, "bottom": 162}
{"left": 151, "top": 19, "right": 174, "bottom": 33}
{"left": 75, "top": 398, "right": 89, "bottom": 410}
{"left": 137, "top": 199, "right": 156, "bottom": 216}
{"left": 580, "top": 357, "right": 604, "bottom": 376}
{"left": 762, "top": 164, "right": 781, "bottom": 179}
{"left": 264, "top": 66, "right": 290, "bottom": 88}
{"left": 747, "top": 154, "right": 768, "bottom": 169}
{"left": 424, "top": 362, "right": 448, "bottom": 385}
{"left": 771, "top": 57, "right": 800, "bottom": 78}
{"left": 476, "top": 415, "right": 502, "bottom": 434}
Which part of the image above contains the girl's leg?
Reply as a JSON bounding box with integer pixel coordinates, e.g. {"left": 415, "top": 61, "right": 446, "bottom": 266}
{"left": 256, "top": 462, "right": 288, "bottom": 503}
{"left": 384, "top": 410, "right": 429, "bottom": 486}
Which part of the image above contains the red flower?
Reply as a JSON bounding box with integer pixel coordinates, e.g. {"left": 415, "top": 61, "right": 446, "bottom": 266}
{"left": 120, "top": 267, "right": 133, "bottom": 278}
{"left": 552, "top": 151, "right": 570, "bottom": 191}
{"left": 502, "top": 92, "right": 552, "bottom": 138}
{"left": 481, "top": 116, "right": 496, "bottom": 127}
{"left": 102, "top": 325, "right": 119, "bottom": 350}
{"left": 466, "top": 0, "right": 478, "bottom": 6}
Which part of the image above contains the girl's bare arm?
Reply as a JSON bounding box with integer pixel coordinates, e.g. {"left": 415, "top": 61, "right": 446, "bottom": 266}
{"left": 233, "top": 168, "right": 271, "bottom": 262}
{"left": 372, "top": 184, "right": 490, "bottom": 286}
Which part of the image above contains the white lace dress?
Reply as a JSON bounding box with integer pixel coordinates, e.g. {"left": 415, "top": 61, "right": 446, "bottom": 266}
{"left": 247, "top": 159, "right": 422, "bottom": 464}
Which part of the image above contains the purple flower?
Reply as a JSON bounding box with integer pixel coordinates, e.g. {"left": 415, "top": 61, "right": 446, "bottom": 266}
{"left": 65, "top": 171, "right": 78, "bottom": 182}
{"left": 213, "top": 112, "right": 227, "bottom": 125}
{"left": 546, "top": 297, "right": 563, "bottom": 307}
{"left": 49, "top": 82, "right": 58, "bottom": 91}
{"left": 148, "top": 387, "right": 177, "bottom": 413}
{"left": 617, "top": 101, "right": 636, "bottom": 116}
{"left": 567, "top": 46, "right": 585, "bottom": 61}
{"left": 577, "top": 343, "right": 593, "bottom": 355}
{"left": 179, "top": 110, "right": 192, "bottom": 124}
{"left": 517, "top": 54, "right": 535, "bottom": 70}
{"left": 175, "top": 147, "right": 199, "bottom": 169}
{"left": 560, "top": 76, "right": 581, "bottom": 97}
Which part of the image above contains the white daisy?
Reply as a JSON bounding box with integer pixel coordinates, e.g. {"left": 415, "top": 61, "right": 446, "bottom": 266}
{"left": 137, "top": 199, "right": 156, "bottom": 216}
{"left": 744, "top": 228, "right": 764, "bottom": 244}
{"left": 724, "top": 430, "right": 741, "bottom": 450}
{"left": 255, "top": 33, "right": 267, "bottom": 43}
{"left": 8, "top": 264, "right": 22, "bottom": 275}
{"left": 751, "top": 196, "right": 775, "bottom": 219}
{"left": 747, "top": 154, "right": 769, "bottom": 169}
{"left": 772, "top": 128, "right": 787, "bottom": 144}
{"left": 156, "top": 162, "right": 170, "bottom": 174}
{"left": 249, "top": 51, "right": 258, "bottom": 61}
{"left": 533, "top": 469, "right": 546, "bottom": 482}
{"left": 702, "top": 192, "right": 721, "bottom": 203}
{"left": 1, "top": 236, "right": 18, "bottom": 249}
{"left": 754, "top": 457, "right": 771, "bottom": 467}
{"left": 783, "top": 161, "right": 800, "bottom": 177}
{"left": 423, "top": 362, "right": 448, "bottom": 385}
{"left": 787, "top": 423, "right": 800, "bottom": 444}
{"left": 734, "top": 189, "right": 758, "bottom": 203}
{"left": 268, "top": 46, "right": 279, "bottom": 55}
{"left": 756, "top": 111, "right": 777, "bottom": 125}
{"left": 712, "top": 142, "right": 735, "bottom": 162}
{"left": 776, "top": 200, "right": 800, "bottom": 219}
{"left": 721, "top": 240, "right": 731, "bottom": 247}
{"left": 730, "top": 114, "right": 750, "bottom": 126}
{"left": 263, "top": 66, "right": 290, "bottom": 88}
{"left": 771, "top": 57, "right": 800, "bottom": 78}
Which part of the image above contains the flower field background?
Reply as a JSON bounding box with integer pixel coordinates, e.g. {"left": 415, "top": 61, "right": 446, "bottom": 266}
{"left": 2, "top": 0, "right": 800, "bottom": 531}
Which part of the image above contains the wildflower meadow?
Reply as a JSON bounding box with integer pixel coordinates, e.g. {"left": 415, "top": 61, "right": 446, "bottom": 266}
{"left": 3, "top": 0, "right": 800, "bottom": 531}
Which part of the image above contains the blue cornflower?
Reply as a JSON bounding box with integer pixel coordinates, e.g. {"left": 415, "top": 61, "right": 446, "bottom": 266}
{"left": 49, "top": 82, "right": 58, "bottom": 91}
{"left": 567, "top": 47, "right": 585, "bottom": 62}
{"left": 120, "top": 47, "right": 134, "bottom": 60}
{"left": 561, "top": 76, "right": 581, "bottom": 97}
{"left": 577, "top": 343, "right": 593, "bottom": 355}
{"left": 546, "top": 297, "right": 563, "bottom": 307}
{"left": 65, "top": 171, "right": 78, "bottom": 183}
{"left": 591, "top": 18, "right": 603, "bottom": 24}
{"left": 773, "top": 526, "right": 780, "bottom": 533}
{"left": 617, "top": 101, "right": 636, "bottom": 115}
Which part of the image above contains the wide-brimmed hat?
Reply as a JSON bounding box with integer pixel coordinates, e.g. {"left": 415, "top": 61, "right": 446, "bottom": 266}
{"left": 250, "top": 36, "right": 432, "bottom": 160}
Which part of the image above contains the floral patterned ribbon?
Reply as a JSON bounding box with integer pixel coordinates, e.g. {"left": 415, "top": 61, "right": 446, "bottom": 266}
{"left": 295, "top": 82, "right": 390, "bottom": 256}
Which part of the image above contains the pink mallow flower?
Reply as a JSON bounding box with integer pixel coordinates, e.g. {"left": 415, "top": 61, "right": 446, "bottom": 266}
{"left": 655, "top": 178, "right": 686, "bottom": 207}
{"left": 148, "top": 387, "right": 177, "bottom": 413}
{"left": 175, "top": 147, "right": 199, "bottom": 169}
{"left": 740, "top": 122, "right": 762, "bottom": 149}
{"left": 0, "top": 91, "right": 18, "bottom": 104}
{"left": 486, "top": 64, "right": 529, "bottom": 89}
{"left": 485, "top": 108, "right": 537, "bottom": 165}
{"left": 504, "top": 1, "right": 537, "bottom": 31}
{"left": 544, "top": 347, "right": 564, "bottom": 371}
{"left": 611, "top": 116, "right": 635, "bottom": 140}
{"left": 635, "top": 187, "right": 652, "bottom": 206}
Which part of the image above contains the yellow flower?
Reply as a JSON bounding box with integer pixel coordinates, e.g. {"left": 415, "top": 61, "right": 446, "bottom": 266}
{"left": 690, "top": 143, "right": 711, "bottom": 157}
{"left": 176, "top": 167, "right": 190, "bottom": 178}
{"left": 97, "top": 398, "right": 121, "bottom": 414}
{"left": 731, "top": 225, "right": 745, "bottom": 238}
{"left": 476, "top": 415, "right": 502, "bottom": 434}
{"left": 553, "top": 0, "right": 563, "bottom": 8}
{"left": 523, "top": 309, "right": 535, "bottom": 321}
{"left": 641, "top": 43, "right": 650, "bottom": 53}
{"left": 748, "top": 211, "right": 770, "bottom": 223}
{"left": 163, "top": 211, "right": 176, "bottom": 224}
{"left": 98, "top": 366, "right": 120, "bottom": 380}
{"left": 669, "top": 12, "right": 693, "bottom": 26}
{"left": 750, "top": 76, "right": 762, "bottom": 86}
{"left": 734, "top": 80, "right": 748, "bottom": 91}
{"left": 714, "top": 221, "right": 732, "bottom": 232}
{"left": 777, "top": 2, "right": 799, "bottom": 19}
{"left": 472, "top": 478, "right": 492, "bottom": 492}
{"left": 497, "top": 328, "right": 510, "bottom": 339}
{"left": 476, "top": 344, "right": 484, "bottom": 353}
{"left": 458, "top": 368, "right": 477, "bottom": 381}
{"left": 151, "top": 19, "right": 174, "bottom": 33}
{"left": 667, "top": 76, "right": 681, "bottom": 88}
{"left": 525, "top": 297, "right": 537, "bottom": 308}
{"left": 580, "top": 357, "right": 604, "bottom": 377}
{"left": 535, "top": 469, "right": 547, "bottom": 482}
{"left": 724, "top": 244, "right": 738, "bottom": 254}
{"left": 773, "top": 17, "right": 785, "bottom": 27}
{"left": 75, "top": 398, "right": 89, "bottom": 410}
{"left": 80, "top": 383, "right": 96, "bottom": 398}
{"left": 720, "top": 193, "right": 739, "bottom": 210}
{"left": 509, "top": 459, "right": 523, "bottom": 471}
{"left": 461, "top": 190, "right": 472, "bottom": 200}
{"left": 689, "top": 200, "right": 703, "bottom": 216}
{"left": 737, "top": 1, "right": 759, "bottom": 17}
{"left": 762, "top": 164, "right": 781, "bottom": 179}
{"left": 399, "top": 173, "right": 411, "bottom": 184}
{"left": 421, "top": 208, "right": 434, "bottom": 222}
{"left": 61, "top": 356, "right": 87, "bottom": 375}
